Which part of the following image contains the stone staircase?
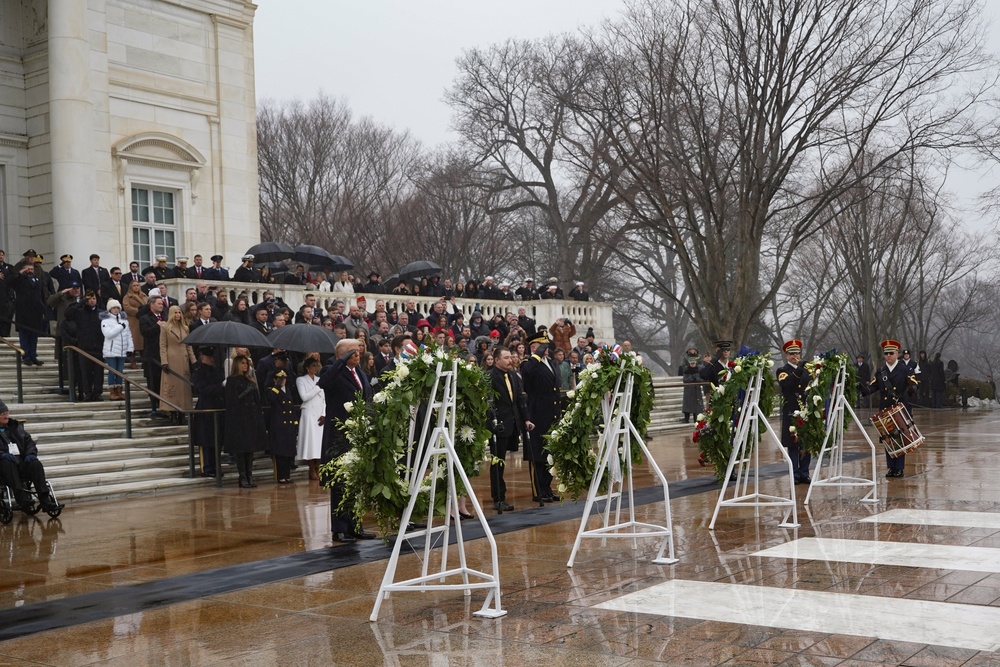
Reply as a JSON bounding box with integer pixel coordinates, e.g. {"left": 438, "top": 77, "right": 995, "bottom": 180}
{"left": 1, "top": 338, "right": 692, "bottom": 503}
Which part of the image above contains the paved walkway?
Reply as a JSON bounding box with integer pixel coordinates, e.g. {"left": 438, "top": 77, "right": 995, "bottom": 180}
{"left": 1, "top": 407, "right": 999, "bottom": 666}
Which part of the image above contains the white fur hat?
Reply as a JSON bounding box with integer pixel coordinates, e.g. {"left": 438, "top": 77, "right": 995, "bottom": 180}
{"left": 105, "top": 299, "right": 122, "bottom": 312}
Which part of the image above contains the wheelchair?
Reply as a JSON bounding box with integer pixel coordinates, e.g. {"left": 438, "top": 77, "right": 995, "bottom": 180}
{"left": 0, "top": 480, "right": 63, "bottom": 524}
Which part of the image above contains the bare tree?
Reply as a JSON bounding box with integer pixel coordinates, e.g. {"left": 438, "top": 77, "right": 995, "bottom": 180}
{"left": 586, "top": 0, "right": 996, "bottom": 345}
{"left": 446, "top": 36, "right": 633, "bottom": 293}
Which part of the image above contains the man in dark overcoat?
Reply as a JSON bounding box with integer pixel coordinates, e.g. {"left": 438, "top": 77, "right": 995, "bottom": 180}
{"left": 520, "top": 335, "right": 562, "bottom": 503}
{"left": 489, "top": 346, "right": 533, "bottom": 512}
{"left": 191, "top": 348, "right": 225, "bottom": 476}
{"left": 318, "top": 339, "right": 375, "bottom": 542}
{"left": 12, "top": 259, "right": 47, "bottom": 365}
{"left": 777, "top": 339, "right": 811, "bottom": 484}
{"left": 0, "top": 400, "right": 64, "bottom": 513}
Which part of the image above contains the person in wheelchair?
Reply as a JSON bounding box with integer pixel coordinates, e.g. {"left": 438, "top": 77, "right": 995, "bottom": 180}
{"left": 0, "top": 400, "right": 64, "bottom": 513}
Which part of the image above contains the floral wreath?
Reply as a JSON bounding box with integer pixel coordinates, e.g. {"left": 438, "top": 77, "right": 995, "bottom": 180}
{"left": 792, "top": 350, "right": 858, "bottom": 455}
{"left": 692, "top": 351, "right": 776, "bottom": 482}
{"left": 546, "top": 346, "right": 654, "bottom": 501}
{"left": 320, "top": 345, "right": 492, "bottom": 538}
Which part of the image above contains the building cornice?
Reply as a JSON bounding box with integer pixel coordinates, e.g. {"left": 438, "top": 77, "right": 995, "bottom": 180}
{"left": 0, "top": 133, "right": 28, "bottom": 149}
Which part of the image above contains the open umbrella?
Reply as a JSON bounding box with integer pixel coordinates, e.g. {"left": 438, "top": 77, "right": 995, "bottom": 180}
{"left": 398, "top": 260, "right": 442, "bottom": 280}
{"left": 266, "top": 324, "right": 339, "bottom": 354}
{"left": 257, "top": 260, "right": 289, "bottom": 274}
{"left": 327, "top": 254, "right": 355, "bottom": 272}
{"left": 183, "top": 321, "right": 272, "bottom": 348}
{"left": 245, "top": 241, "right": 294, "bottom": 264}
{"left": 292, "top": 244, "right": 338, "bottom": 268}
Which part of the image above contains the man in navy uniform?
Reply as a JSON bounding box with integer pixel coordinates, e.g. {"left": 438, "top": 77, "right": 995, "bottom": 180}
{"left": 861, "top": 338, "right": 918, "bottom": 478}
{"left": 777, "top": 339, "right": 811, "bottom": 484}
{"left": 520, "top": 334, "right": 562, "bottom": 504}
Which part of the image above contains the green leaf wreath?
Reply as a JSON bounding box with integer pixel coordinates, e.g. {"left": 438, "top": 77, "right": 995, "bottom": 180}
{"left": 692, "top": 352, "right": 777, "bottom": 482}
{"left": 794, "top": 350, "right": 858, "bottom": 455}
{"left": 546, "top": 348, "right": 654, "bottom": 501}
{"left": 319, "top": 345, "right": 491, "bottom": 538}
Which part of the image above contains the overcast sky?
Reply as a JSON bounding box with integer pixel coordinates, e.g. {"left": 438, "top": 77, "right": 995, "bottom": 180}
{"left": 253, "top": 1, "right": 1000, "bottom": 228}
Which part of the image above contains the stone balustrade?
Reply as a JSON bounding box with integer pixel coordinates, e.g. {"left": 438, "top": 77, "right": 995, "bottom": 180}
{"left": 163, "top": 279, "right": 617, "bottom": 342}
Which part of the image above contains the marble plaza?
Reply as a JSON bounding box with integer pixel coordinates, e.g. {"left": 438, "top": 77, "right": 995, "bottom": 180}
{"left": 2, "top": 408, "right": 1000, "bottom": 666}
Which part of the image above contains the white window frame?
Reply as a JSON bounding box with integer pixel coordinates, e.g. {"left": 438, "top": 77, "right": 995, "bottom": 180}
{"left": 130, "top": 185, "right": 179, "bottom": 266}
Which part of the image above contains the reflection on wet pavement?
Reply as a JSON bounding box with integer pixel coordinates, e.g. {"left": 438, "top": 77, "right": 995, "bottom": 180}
{"left": 0, "top": 409, "right": 999, "bottom": 665}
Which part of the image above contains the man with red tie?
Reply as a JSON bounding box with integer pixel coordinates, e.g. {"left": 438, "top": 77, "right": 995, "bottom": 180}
{"left": 319, "top": 339, "right": 376, "bottom": 542}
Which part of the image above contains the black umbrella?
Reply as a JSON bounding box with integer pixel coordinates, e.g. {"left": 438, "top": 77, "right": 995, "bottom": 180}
{"left": 292, "top": 244, "right": 338, "bottom": 268}
{"left": 267, "top": 324, "right": 339, "bottom": 354}
{"left": 398, "top": 260, "right": 442, "bottom": 280}
{"left": 245, "top": 241, "right": 294, "bottom": 264}
{"left": 182, "top": 321, "right": 272, "bottom": 348}
{"left": 383, "top": 273, "right": 402, "bottom": 291}
{"left": 327, "top": 254, "right": 355, "bottom": 272}
{"left": 258, "top": 260, "right": 289, "bottom": 274}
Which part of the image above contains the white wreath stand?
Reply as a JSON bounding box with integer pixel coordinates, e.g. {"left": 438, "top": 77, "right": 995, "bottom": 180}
{"left": 708, "top": 367, "right": 800, "bottom": 530}
{"left": 370, "top": 360, "right": 506, "bottom": 622}
{"left": 566, "top": 362, "right": 678, "bottom": 567}
{"left": 804, "top": 361, "right": 879, "bottom": 505}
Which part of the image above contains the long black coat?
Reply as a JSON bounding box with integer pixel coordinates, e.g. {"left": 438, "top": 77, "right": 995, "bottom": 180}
{"left": 0, "top": 418, "right": 38, "bottom": 458}
{"left": 263, "top": 386, "right": 299, "bottom": 458}
{"left": 520, "top": 354, "right": 562, "bottom": 463}
{"left": 490, "top": 367, "right": 527, "bottom": 451}
{"left": 12, "top": 271, "right": 46, "bottom": 332}
{"left": 777, "top": 362, "right": 810, "bottom": 447}
{"left": 223, "top": 376, "right": 267, "bottom": 454}
{"left": 318, "top": 357, "right": 372, "bottom": 460}
{"left": 863, "top": 362, "right": 915, "bottom": 411}
{"left": 191, "top": 362, "right": 225, "bottom": 447}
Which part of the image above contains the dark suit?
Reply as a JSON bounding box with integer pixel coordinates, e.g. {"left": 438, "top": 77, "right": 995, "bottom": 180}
{"left": 191, "top": 361, "right": 225, "bottom": 474}
{"left": 520, "top": 352, "right": 562, "bottom": 500}
{"left": 81, "top": 266, "right": 110, "bottom": 299}
{"left": 862, "top": 361, "right": 916, "bottom": 473}
{"left": 318, "top": 355, "right": 372, "bottom": 534}
{"left": 139, "top": 310, "right": 164, "bottom": 412}
{"left": 101, "top": 279, "right": 126, "bottom": 308}
{"left": 186, "top": 265, "right": 208, "bottom": 280}
{"left": 777, "top": 362, "right": 811, "bottom": 482}
{"left": 122, "top": 271, "right": 143, "bottom": 289}
{"left": 489, "top": 367, "right": 527, "bottom": 503}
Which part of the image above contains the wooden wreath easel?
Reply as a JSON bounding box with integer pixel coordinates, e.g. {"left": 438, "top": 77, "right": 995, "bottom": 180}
{"left": 708, "top": 366, "right": 800, "bottom": 530}
{"left": 566, "top": 360, "right": 678, "bottom": 567}
{"left": 370, "top": 360, "right": 506, "bottom": 621}
{"left": 804, "top": 360, "right": 879, "bottom": 505}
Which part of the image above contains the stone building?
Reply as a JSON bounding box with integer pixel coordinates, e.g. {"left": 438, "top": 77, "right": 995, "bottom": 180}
{"left": 0, "top": 0, "right": 260, "bottom": 269}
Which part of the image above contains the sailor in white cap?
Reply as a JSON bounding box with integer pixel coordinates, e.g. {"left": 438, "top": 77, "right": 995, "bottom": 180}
{"left": 570, "top": 280, "right": 589, "bottom": 302}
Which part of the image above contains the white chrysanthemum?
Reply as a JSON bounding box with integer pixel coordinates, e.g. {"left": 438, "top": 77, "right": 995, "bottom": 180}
{"left": 734, "top": 365, "right": 742, "bottom": 374}
{"left": 343, "top": 401, "right": 354, "bottom": 413}
{"left": 557, "top": 483, "right": 567, "bottom": 493}
{"left": 373, "top": 391, "right": 387, "bottom": 404}
{"left": 339, "top": 450, "right": 358, "bottom": 466}
{"left": 458, "top": 425, "right": 475, "bottom": 442}
{"left": 566, "top": 390, "right": 575, "bottom": 399}
{"left": 396, "top": 364, "right": 409, "bottom": 379}
{"left": 547, "top": 454, "right": 555, "bottom": 465}
{"left": 697, "top": 413, "right": 706, "bottom": 421}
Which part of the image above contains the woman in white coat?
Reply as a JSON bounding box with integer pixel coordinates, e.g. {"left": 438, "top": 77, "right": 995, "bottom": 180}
{"left": 296, "top": 356, "right": 326, "bottom": 480}
{"left": 101, "top": 299, "right": 134, "bottom": 401}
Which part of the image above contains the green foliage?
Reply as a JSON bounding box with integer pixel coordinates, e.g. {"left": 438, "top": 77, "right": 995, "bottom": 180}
{"left": 319, "top": 345, "right": 490, "bottom": 538}
{"left": 795, "top": 351, "right": 858, "bottom": 455}
{"left": 546, "top": 350, "right": 654, "bottom": 501}
{"left": 692, "top": 352, "right": 776, "bottom": 482}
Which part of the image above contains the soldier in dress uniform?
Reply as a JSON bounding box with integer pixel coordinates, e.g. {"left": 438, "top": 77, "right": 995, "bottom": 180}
{"left": 264, "top": 370, "right": 299, "bottom": 484}
{"left": 49, "top": 254, "right": 82, "bottom": 291}
{"left": 700, "top": 340, "right": 732, "bottom": 384}
{"left": 204, "top": 255, "right": 230, "bottom": 281}
{"left": 232, "top": 254, "right": 258, "bottom": 283}
{"left": 141, "top": 255, "right": 170, "bottom": 281}
{"left": 520, "top": 333, "right": 562, "bottom": 504}
{"left": 777, "top": 339, "right": 812, "bottom": 484}
{"left": 860, "top": 339, "right": 918, "bottom": 478}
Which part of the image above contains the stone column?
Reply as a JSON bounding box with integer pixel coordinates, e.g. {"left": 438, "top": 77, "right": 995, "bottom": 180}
{"left": 48, "top": 0, "right": 96, "bottom": 262}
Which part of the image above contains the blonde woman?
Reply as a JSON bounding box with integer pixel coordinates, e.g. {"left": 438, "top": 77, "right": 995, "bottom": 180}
{"left": 159, "top": 305, "right": 196, "bottom": 424}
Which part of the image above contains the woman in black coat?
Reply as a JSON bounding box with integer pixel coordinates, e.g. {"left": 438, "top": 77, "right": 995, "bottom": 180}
{"left": 224, "top": 354, "right": 267, "bottom": 488}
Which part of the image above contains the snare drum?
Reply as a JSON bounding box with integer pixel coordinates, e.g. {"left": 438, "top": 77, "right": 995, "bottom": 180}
{"left": 870, "top": 403, "right": 923, "bottom": 458}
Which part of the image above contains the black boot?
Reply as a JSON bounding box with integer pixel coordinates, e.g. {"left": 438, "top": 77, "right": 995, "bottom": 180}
{"left": 238, "top": 474, "right": 250, "bottom": 488}
{"left": 246, "top": 471, "right": 257, "bottom": 488}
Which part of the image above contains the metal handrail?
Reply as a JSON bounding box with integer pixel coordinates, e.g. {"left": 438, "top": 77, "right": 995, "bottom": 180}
{"left": 63, "top": 345, "right": 235, "bottom": 486}
{"left": 0, "top": 335, "right": 26, "bottom": 404}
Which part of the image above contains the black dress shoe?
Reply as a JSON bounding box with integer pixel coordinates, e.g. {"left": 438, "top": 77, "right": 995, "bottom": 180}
{"left": 39, "top": 498, "right": 64, "bottom": 513}
{"left": 407, "top": 520, "right": 427, "bottom": 529}
{"left": 351, "top": 529, "right": 377, "bottom": 540}
{"left": 541, "top": 494, "right": 561, "bottom": 502}
{"left": 458, "top": 511, "right": 474, "bottom": 520}
{"left": 332, "top": 532, "right": 356, "bottom": 543}
{"left": 494, "top": 500, "right": 514, "bottom": 512}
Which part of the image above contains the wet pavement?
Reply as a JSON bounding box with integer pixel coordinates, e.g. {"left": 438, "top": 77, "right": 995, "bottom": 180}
{"left": 1, "top": 407, "right": 999, "bottom": 665}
